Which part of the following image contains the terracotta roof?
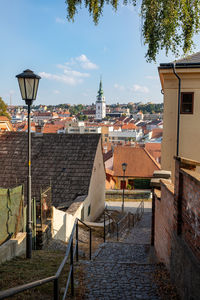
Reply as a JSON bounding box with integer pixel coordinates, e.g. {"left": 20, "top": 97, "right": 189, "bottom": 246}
{"left": 43, "top": 120, "right": 67, "bottom": 133}
{"left": 122, "top": 123, "right": 138, "bottom": 130}
{"left": 145, "top": 143, "right": 161, "bottom": 163}
{"left": 0, "top": 117, "right": 13, "bottom": 131}
{"left": 151, "top": 128, "right": 163, "bottom": 139}
{"left": 113, "top": 146, "right": 160, "bottom": 177}
{"left": 0, "top": 132, "right": 101, "bottom": 209}
{"left": 0, "top": 116, "right": 10, "bottom": 121}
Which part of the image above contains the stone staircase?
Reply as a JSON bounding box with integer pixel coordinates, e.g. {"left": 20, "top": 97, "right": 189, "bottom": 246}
{"left": 77, "top": 213, "right": 179, "bottom": 300}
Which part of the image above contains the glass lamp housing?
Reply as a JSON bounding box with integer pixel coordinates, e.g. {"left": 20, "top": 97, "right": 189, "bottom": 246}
{"left": 16, "top": 69, "right": 41, "bottom": 105}
{"left": 122, "top": 162, "right": 127, "bottom": 172}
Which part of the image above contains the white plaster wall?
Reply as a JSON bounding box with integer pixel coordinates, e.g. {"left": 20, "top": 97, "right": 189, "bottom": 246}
{"left": 52, "top": 202, "right": 84, "bottom": 242}
{"left": 84, "top": 139, "right": 106, "bottom": 222}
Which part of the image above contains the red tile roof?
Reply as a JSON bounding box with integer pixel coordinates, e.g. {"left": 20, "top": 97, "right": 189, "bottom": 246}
{"left": 0, "top": 116, "right": 10, "bottom": 121}
{"left": 113, "top": 146, "right": 160, "bottom": 177}
{"left": 151, "top": 128, "right": 163, "bottom": 139}
{"left": 145, "top": 143, "right": 161, "bottom": 163}
{"left": 122, "top": 123, "right": 138, "bottom": 130}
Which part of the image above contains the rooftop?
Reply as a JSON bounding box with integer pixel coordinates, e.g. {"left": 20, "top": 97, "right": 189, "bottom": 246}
{"left": 113, "top": 146, "right": 160, "bottom": 177}
{"left": 0, "top": 132, "right": 101, "bottom": 209}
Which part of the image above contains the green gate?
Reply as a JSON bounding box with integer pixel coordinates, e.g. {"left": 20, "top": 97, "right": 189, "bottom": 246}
{"left": 0, "top": 185, "right": 24, "bottom": 246}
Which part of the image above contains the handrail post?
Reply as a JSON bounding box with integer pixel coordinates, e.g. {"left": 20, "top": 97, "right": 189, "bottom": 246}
{"left": 54, "top": 278, "right": 59, "bottom": 300}
{"left": 89, "top": 228, "right": 92, "bottom": 260}
{"left": 76, "top": 221, "right": 78, "bottom": 262}
{"left": 70, "top": 239, "right": 74, "bottom": 297}
{"left": 104, "top": 212, "right": 106, "bottom": 243}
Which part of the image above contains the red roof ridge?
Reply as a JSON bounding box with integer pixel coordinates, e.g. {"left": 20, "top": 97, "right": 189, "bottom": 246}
{"left": 143, "top": 148, "right": 161, "bottom": 169}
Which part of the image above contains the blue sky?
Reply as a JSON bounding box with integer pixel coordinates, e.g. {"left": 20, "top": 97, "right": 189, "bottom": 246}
{"left": 0, "top": 0, "right": 197, "bottom": 106}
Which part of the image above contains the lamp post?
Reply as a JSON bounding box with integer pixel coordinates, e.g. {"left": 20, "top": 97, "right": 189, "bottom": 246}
{"left": 121, "top": 162, "right": 127, "bottom": 212}
{"left": 16, "top": 69, "right": 41, "bottom": 258}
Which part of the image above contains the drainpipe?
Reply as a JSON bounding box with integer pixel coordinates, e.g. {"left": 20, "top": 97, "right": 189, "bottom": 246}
{"left": 172, "top": 63, "right": 181, "bottom": 157}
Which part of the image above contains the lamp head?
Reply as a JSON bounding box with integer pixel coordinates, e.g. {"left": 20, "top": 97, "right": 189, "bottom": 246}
{"left": 16, "top": 69, "right": 41, "bottom": 105}
{"left": 122, "top": 162, "right": 127, "bottom": 172}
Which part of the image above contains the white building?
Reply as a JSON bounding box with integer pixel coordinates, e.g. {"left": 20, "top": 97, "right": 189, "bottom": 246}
{"left": 66, "top": 121, "right": 102, "bottom": 134}
{"left": 108, "top": 126, "right": 143, "bottom": 143}
{"left": 96, "top": 79, "right": 106, "bottom": 120}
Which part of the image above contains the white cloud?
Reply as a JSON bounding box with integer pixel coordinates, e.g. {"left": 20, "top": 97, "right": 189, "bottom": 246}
{"left": 40, "top": 54, "right": 97, "bottom": 86}
{"left": 131, "top": 84, "right": 149, "bottom": 93}
{"left": 53, "top": 90, "right": 60, "bottom": 94}
{"left": 58, "top": 54, "right": 98, "bottom": 70}
{"left": 63, "top": 67, "right": 90, "bottom": 78}
{"left": 114, "top": 84, "right": 125, "bottom": 91}
{"left": 55, "top": 17, "right": 65, "bottom": 24}
{"left": 76, "top": 54, "right": 98, "bottom": 70}
{"left": 39, "top": 72, "right": 83, "bottom": 85}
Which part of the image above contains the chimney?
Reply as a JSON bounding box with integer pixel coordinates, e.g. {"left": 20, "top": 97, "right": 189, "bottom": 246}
{"left": 35, "top": 120, "right": 44, "bottom": 135}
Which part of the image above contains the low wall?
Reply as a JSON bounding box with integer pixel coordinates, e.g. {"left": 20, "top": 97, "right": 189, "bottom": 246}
{"left": 0, "top": 233, "right": 26, "bottom": 264}
{"left": 154, "top": 180, "right": 175, "bottom": 267}
{"left": 106, "top": 189, "right": 151, "bottom": 201}
{"left": 52, "top": 201, "right": 83, "bottom": 242}
{"left": 154, "top": 157, "right": 200, "bottom": 299}
{"left": 170, "top": 234, "right": 200, "bottom": 300}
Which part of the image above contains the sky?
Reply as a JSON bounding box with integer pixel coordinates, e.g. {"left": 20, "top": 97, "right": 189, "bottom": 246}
{"left": 0, "top": 1, "right": 199, "bottom": 106}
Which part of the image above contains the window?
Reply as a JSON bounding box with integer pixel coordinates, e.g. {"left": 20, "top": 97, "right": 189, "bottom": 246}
{"left": 88, "top": 205, "right": 91, "bottom": 216}
{"left": 120, "top": 180, "right": 126, "bottom": 189}
{"left": 181, "top": 92, "right": 194, "bottom": 114}
{"left": 128, "top": 179, "right": 134, "bottom": 189}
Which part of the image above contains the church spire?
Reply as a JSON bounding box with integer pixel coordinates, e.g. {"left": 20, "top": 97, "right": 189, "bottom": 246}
{"left": 96, "top": 77, "right": 106, "bottom": 120}
{"left": 98, "top": 77, "right": 103, "bottom": 97}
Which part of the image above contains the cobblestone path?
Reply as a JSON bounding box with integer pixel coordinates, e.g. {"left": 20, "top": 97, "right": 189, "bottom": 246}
{"left": 80, "top": 212, "right": 179, "bottom": 300}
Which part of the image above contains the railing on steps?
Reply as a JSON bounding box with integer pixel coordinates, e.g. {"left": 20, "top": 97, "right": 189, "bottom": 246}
{"left": 104, "top": 200, "right": 144, "bottom": 242}
{"left": 0, "top": 218, "right": 92, "bottom": 300}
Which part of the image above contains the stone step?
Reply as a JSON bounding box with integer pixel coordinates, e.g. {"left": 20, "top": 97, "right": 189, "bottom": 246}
{"left": 81, "top": 261, "right": 161, "bottom": 300}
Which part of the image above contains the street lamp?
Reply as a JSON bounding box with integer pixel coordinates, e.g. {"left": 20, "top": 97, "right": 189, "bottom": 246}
{"left": 121, "top": 162, "right": 127, "bottom": 212}
{"left": 16, "top": 69, "right": 41, "bottom": 258}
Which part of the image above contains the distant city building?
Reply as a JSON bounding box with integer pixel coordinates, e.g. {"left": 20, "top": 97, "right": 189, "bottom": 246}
{"left": 96, "top": 79, "right": 106, "bottom": 120}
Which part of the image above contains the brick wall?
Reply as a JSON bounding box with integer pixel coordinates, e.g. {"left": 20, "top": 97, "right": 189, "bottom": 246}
{"left": 180, "top": 168, "right": 200, "bottom": 261}
{"left": 154, "top": 157, "right": 200, "bottom": 299}
{"left": 154, "top": 180, "right": 175, "bottom": 268}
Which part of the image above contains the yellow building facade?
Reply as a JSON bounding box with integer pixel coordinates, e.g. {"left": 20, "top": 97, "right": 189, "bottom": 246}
{"left": 159, "top": 53, "right": 200, "bottom": 178}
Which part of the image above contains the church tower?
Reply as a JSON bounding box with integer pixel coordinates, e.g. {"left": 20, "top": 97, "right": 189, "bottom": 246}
{"left": 95, "top": 79, "right": 106, "bottom": 120}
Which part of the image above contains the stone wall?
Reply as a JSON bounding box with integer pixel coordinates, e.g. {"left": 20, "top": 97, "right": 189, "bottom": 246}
{"left": 154, "top": 157, "right": 200, "bottom": 299}
{"left": 36, "top": 220, "right": 52, "bottom": 250}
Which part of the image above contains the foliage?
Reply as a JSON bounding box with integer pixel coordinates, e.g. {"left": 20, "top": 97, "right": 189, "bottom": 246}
{"left": 0, "top": 97, "right": 11, "bottom": 119}
{"left": 126, "top": 184, "right": 132, "bottom": 190}
{"left": 65, "top": 0, "right": 200, "bottom": 62}
{"left": 137, "top": 103, "right": 163, "bottom": 114}
{"left": 69, "top": 104, "right": 84, "bottom": 115}
{"left": 78, "top": 114, "right": 88, "bottom": 120}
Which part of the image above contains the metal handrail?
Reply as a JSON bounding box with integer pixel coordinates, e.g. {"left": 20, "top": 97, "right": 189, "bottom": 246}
{"left": 0, "top": 218, "right": 92, "bottom": 300}
{"left": 103, "top": 210, "right": 128, "bottom": 242}
{"left": 103, "top": 200, "right": 145, "bottom": 242}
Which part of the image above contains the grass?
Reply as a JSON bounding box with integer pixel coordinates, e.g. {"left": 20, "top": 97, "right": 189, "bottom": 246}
{"left": 0, "top": 249, "right": 84, "bottom": 299}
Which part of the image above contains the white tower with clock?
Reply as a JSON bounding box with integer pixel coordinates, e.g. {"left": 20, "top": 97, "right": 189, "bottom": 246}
{"left": 95, "top": 79, "right": 106, "bottom": 120}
